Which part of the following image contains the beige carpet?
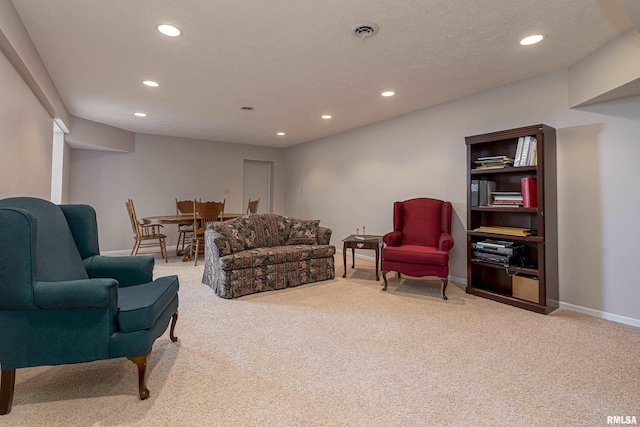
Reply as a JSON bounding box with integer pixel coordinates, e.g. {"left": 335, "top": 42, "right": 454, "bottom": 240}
{"left": 5, "top": 254, "right": 639, "bottom": 426}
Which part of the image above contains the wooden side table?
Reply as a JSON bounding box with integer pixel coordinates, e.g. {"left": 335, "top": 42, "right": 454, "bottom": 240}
{"left": 342, "top": 234, "right": 383, "bottom": 281}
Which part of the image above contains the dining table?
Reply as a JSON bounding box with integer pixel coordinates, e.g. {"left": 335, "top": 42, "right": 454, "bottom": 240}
{"left": 140, "top": 213, "right": 243, "bottom": 226}
{"left": 140, "top": 213, "right": 244, "bottom": 260}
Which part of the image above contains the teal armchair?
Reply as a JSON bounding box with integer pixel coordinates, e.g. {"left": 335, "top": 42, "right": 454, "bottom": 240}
{"left": 0, "top": 197, "right": 179, "bottom": 415}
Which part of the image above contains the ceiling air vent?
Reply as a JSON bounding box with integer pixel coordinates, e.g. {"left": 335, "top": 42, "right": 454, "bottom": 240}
{"left": 241, "top": 106, "right": 254, "bottom": 111}
{"left": 350, "top": 22, "right": 379, "bottom": 40}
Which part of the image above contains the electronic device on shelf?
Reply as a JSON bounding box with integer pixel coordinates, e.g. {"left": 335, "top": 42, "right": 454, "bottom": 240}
{"left": 472, "top": 240, "right": 524, "bottom": 256}
{"left": 472, "top": 250, "right": 523, "bottom": 267}
{"left": 471, "top": 239, "right": 526, "bottom": 266}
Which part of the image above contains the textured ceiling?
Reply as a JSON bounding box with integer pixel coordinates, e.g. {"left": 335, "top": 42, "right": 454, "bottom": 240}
{"left": 12, "top": 0, "right": 632, "bottom": 147}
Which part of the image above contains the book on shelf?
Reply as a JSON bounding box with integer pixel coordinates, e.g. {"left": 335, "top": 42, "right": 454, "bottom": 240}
{"left": 513, "top": 137, "right": 524, "bottom": 167}
{"left": 471, "top": 179, "right": 479, "bottom": 207}
{"left": 513, "top": 136, "right": 535, "bottom": 167}
{"left": 476, "top": 155, "right": 510, "bottom": 161}
{"left": 525, "top": 138, "right": 537, "bottom": 166}
{"left": 516, "top": 136, "right": 538, "bottom": 166}
{"left": 521, "top": 177, "right": 537, "bottom": 208}
{"left": 491, "top": 202, "right": 523, "bottom": 207}
{"left": 478, "top": 180, "right": 497, "bottom": 206}
{"left": 473, "top": 225, "right": 534, "bottom": 236}
{"left": 474, "top": 164, "right": 508, "bottom": 170}
{"left": 473, "top": 155, "right": 514, "bottom": 170}
{"left": 491, "top": 191, "right": 523, "bottom": 206}
{"left": 354, "top": 234, "right": 378, "bottom": 240}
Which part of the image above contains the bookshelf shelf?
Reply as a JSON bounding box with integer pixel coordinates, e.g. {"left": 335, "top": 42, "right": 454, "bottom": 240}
{"left": 471, "top": 207, "right": 537, "bottom": 213}
{"left": 467, "top": 231, "right": 544, "bottom": 242}
{"left": 466, "top": 124, "right": 558, "bottom": 314}
{"left": 465, "top": 286, "right": 553, "bottom": 314}
{"left": 471, "top": 166, "right": 537, "bottom": 175}
{"left": 470, "top": 260, "right": 539, "bottom": 276}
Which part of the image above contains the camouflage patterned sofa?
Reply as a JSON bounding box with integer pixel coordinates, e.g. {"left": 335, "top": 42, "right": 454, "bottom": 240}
{"left": 202, "top": 213, "right": 335, "bottom": 298}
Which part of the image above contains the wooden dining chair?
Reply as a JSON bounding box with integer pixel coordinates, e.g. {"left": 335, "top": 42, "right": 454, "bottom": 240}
{"left": 191, "top": 199, "right": 225, "bottom": 265}
{"left": 246, "top": 198, "right": 260, "bottom": 214}
{"left": 125, "top": 198, "right": 168, "bottom": 262}
{"left": 175, "top": 198, "right": 196, "bottom": 256}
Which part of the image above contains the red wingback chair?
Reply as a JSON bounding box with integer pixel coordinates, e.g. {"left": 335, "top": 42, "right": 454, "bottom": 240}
{"left": 381, "top": 198, "right": 454, "bottom": 299}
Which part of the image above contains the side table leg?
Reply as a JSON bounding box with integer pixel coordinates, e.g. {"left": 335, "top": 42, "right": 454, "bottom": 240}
{"left": 351, "top": 248, "right": 355, "bottom": 268}
{"left": 343, "top": 242, "right": 347, "bottom": 278}
{"left": 375, "top": 245, "right": 380, "bottom": 281}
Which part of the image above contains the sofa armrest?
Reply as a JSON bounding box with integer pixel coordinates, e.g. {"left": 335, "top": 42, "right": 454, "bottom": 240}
{"left": 438, "top": 232, "right": 454, "bottom": 252}
{"left": 84, "top": 255, "right": 154, "bottom": 287}
{"left": 317, "top": 227, "right": 332, "bottom": 245}
{"left": 34, "top": 278, "right": 118, "bottom": 309}
{"left": 383, "top": 231, "right": 402, "bottom": 247}
{"left": 205, "top": 229, "right": 232, "bottom": 257}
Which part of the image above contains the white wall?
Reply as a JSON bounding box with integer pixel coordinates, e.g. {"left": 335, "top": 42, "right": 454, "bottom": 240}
{"left": 66, "top": 116, "right": 135, "bottom": 152}
{"left": 0, "top": 49, "right": 53, "bottom": 199}
{"left": 283, "top": 69, "right": 640, "bottom": 321}
{"left": 69, "top": 133, "right": 284, "bottom": 252}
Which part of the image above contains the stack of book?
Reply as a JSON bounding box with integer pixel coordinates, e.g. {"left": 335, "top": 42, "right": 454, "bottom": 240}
{"left": 514, "top": 136, "right": 538, "bottom": 167}
{"left": 473, "top": 155, "right": 514, "bottom": 170}
{"left": 491, "top": 191, "right": 523, "bottom": 207}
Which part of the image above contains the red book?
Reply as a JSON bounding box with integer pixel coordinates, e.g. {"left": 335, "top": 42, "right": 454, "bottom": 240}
{"left": 521, "top": 177, "right": 537, "bottom": 208}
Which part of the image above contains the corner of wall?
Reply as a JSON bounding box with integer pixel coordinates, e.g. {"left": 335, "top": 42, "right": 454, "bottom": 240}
{"left": 568, "top": 28, "right": 640, "bottom": 107}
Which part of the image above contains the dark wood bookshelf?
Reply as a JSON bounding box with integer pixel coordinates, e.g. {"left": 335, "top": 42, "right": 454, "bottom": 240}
{"left": 466, "top": 231, "right": 543, "bottom": 243}
{"left": 470, "top": 260, "right": 539, "bottom": 276}
{"left": 471, "top": 166, "right": 537, "bottom": 175}
{"left": 471, "top": 207, "right": 538, "bottom": 213}
{"left": 466, "top": 124, "right": 558, "bottom": 314}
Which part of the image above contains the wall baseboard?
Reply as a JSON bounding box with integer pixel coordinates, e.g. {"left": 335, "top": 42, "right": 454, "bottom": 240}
{"left": 558, "top": 302, "right": 640, "bottom": 328}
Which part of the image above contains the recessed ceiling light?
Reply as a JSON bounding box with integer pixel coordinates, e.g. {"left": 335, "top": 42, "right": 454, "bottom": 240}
{"left": 321, "top": 115, "right": 332, "bottom": 119}
{"left": 142, "top": 80, "right": 160, "bottom": 87}
{"left": 134, "top": 112, "right": 147, "bottom": 117}
{"left": 381, "top": 91, "right": 395, "bottom": 97}
{"left": 350, "top": 22, "right": 379, "bottom": 40}
{"left": 277, "top": 132, "right": 286, "bottom": 136}
{"left": 156, "top": 24, "right": 181, "bottom": 37}
{"left": 520, "top": 35, "right": 543, "bottom": 45}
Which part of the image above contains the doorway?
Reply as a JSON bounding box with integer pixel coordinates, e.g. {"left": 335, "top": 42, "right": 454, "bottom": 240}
{"left": 243, "top": 160, "right": 273, "bottom": 213}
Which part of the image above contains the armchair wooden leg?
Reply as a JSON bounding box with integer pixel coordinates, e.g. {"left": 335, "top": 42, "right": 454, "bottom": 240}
{"left": 0, "top": 369, "right": 16, "bottom": 415}
{"left": 128, "top": 353, "right": 151, "bottom": 400}
{"left": 382, "top": 270, "right": 389, "bottom": 291}
{"left": 170, "top": 311, "right": 179, "bottom": 342}
{"left": 441, "top": 278, "right": 448, "bottom": 300}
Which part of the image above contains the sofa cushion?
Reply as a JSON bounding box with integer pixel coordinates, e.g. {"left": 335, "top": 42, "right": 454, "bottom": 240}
{"left": 286, "top": 219, "right": 320, "bottom": 245}
{"left": 382, "top": 244, "right": 448, "bottom": 266}
{"left": 219, "top": 245, "right": 335, "bottom": 271}
{"left": 249, "top": 213, "right": 290, "bottom": 247}
{"left": 212, "top": 216, "right": 257, "bottom": 253}
{"left": 117, "top": 275, "right": 179, "bottom": 333}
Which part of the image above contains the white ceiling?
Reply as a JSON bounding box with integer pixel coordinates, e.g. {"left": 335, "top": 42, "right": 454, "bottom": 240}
{"left": 12, "top": 0, "right": 633, "bottom": 148}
